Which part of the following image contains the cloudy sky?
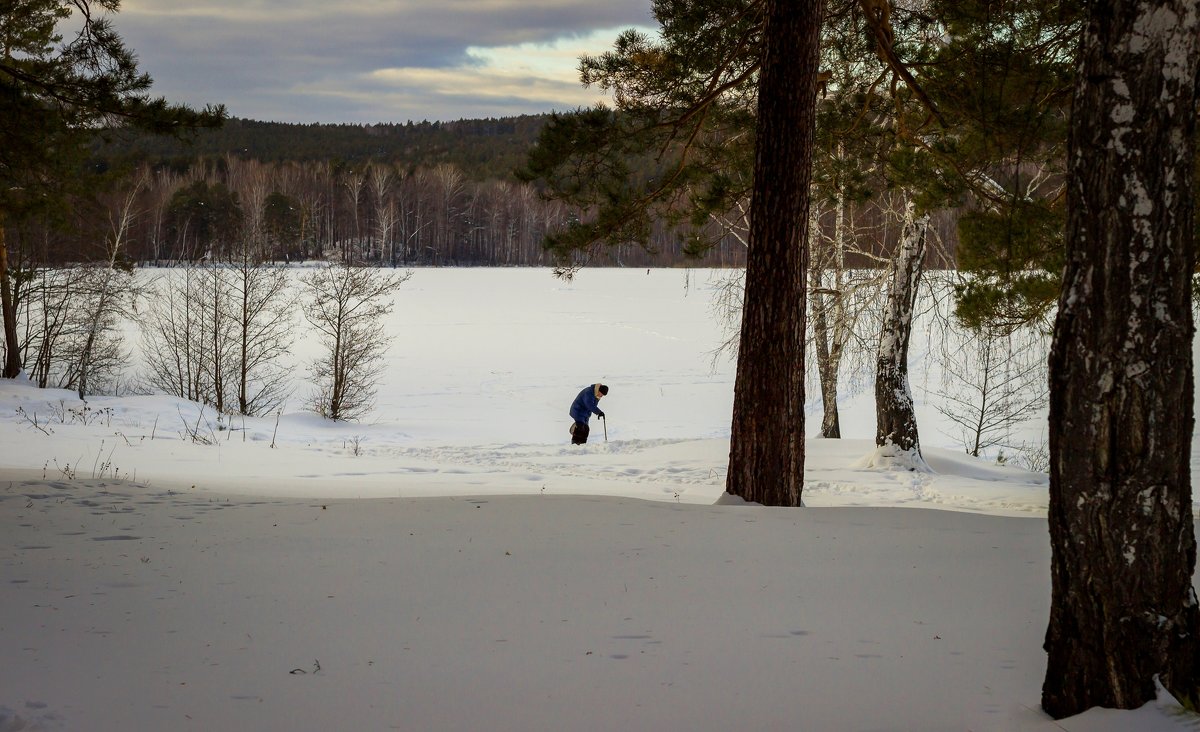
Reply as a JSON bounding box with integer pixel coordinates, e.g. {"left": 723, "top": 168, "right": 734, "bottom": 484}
{"left": 112, "top": 1, "right": 656, "bottom": 124}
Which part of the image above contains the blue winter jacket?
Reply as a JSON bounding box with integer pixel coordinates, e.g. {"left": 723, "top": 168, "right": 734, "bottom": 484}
{"left": 569, "top": 384, "right": 604, "bottom": 424}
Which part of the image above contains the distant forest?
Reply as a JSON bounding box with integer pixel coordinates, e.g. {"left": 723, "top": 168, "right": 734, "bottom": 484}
{"left": 1, "top": 115, "right": 746, "bottom": 270}
{"left": 12, "top": 111, "right": 966, "bottom": 274}
{"left": 93, "top": 116, "right": 550, "bottom": 182}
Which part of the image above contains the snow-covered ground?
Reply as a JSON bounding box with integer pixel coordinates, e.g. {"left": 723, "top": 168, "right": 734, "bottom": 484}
{"left": 1, "top": 267, "right": 1196, "bottom": 731}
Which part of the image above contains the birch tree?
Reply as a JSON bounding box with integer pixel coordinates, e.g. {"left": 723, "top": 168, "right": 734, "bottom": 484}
{"left": 935, "top": 325, "right": 1048, "bottom": 458}
{"left": 140, "top": 267, "right": 204, "bottom": 403}
{"left": 23, "top": 268, "right": 82, "bottom": 387}
{"left": 808, "top": 197, "right": 890, "bottom": 439}
{"left": 1042, "top": 0, "right": 1200, "bottom": 717}
{"left": 140, "top": 262, "right": 236, "bottom": 411}
{"left": 300, "top": 265, "right": 410, "bottom": 421}
{"left": 370, "top": 164, "right": 396, "bottom": 264}
{"left": 341, "top": 169, "right": 366, "bottom": 263}
{"left": 69, "top": 174, "right": 146, "bottom": 398}
{"left": 870, "top": 198, "right": 929, "bottom": 464}
{"left": 228, "top": 253, "right": 294, "bottom": 417}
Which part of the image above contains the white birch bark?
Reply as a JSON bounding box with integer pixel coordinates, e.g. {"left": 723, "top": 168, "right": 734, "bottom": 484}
{"left": 869, "top": 198, "right": 929, "bottom": 468}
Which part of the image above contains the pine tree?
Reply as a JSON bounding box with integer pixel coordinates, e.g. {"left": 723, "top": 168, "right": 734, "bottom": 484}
{"left": 517, "top": 0, "right": 764, "bottom": 267}
{"left": 912, "top": 0, "right": 1083, "bottom": 329}
{"left": 724, "top": 1, "right": 824, "bottom": 506}
{"left": 0, "top": 0, "right": 224, "bottom": 377}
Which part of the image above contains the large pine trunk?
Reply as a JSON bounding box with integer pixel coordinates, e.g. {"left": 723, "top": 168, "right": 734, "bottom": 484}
{"left": 725, "top": 0, "right": 823, "bottom": 506}
{"left": 874, "top": 201, "right": 927, "bottom": 457}
{"left": 1042, "top": 0, "right": 1200, "bottom": 718}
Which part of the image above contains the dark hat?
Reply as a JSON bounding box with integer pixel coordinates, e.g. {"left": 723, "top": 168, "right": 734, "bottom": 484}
{"left": 598, "top": 384, "right": 609, "bottom": 395}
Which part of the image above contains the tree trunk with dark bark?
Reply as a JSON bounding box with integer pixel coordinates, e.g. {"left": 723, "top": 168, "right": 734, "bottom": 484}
{"left": 725, "top": 0, "right": 824, "bottom": 506}
{"left": 810, "top": 201, "right": 841, "bottom": 439}
{"left": 812, "top": 283, "right": 841, "bottom": 439}
{"left": 0, "top": 222, "right": 22, "bottom": 379}
{"left": 1042, "top": 0, "right": 1200, "bottom": 718}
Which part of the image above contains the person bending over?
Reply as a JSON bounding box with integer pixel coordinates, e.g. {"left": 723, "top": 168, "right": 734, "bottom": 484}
{"left": 569, "top": 383, "right": 608, "bottom": 444}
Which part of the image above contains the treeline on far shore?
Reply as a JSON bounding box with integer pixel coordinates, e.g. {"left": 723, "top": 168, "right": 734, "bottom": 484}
{"left": 4, "top": 116, "right": 749, "bottom": 270}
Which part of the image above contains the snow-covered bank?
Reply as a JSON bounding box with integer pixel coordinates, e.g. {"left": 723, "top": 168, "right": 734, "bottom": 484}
{"left": 0, "top": 376, "right": 1051, "bottom": 513}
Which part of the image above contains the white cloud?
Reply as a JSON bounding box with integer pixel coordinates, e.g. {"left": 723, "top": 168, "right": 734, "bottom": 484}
{"left": 465, "top": 26, "right": 635, "bottom": 79}
{"left": 355, "top": 26, "right": 656, "bottom": 113}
